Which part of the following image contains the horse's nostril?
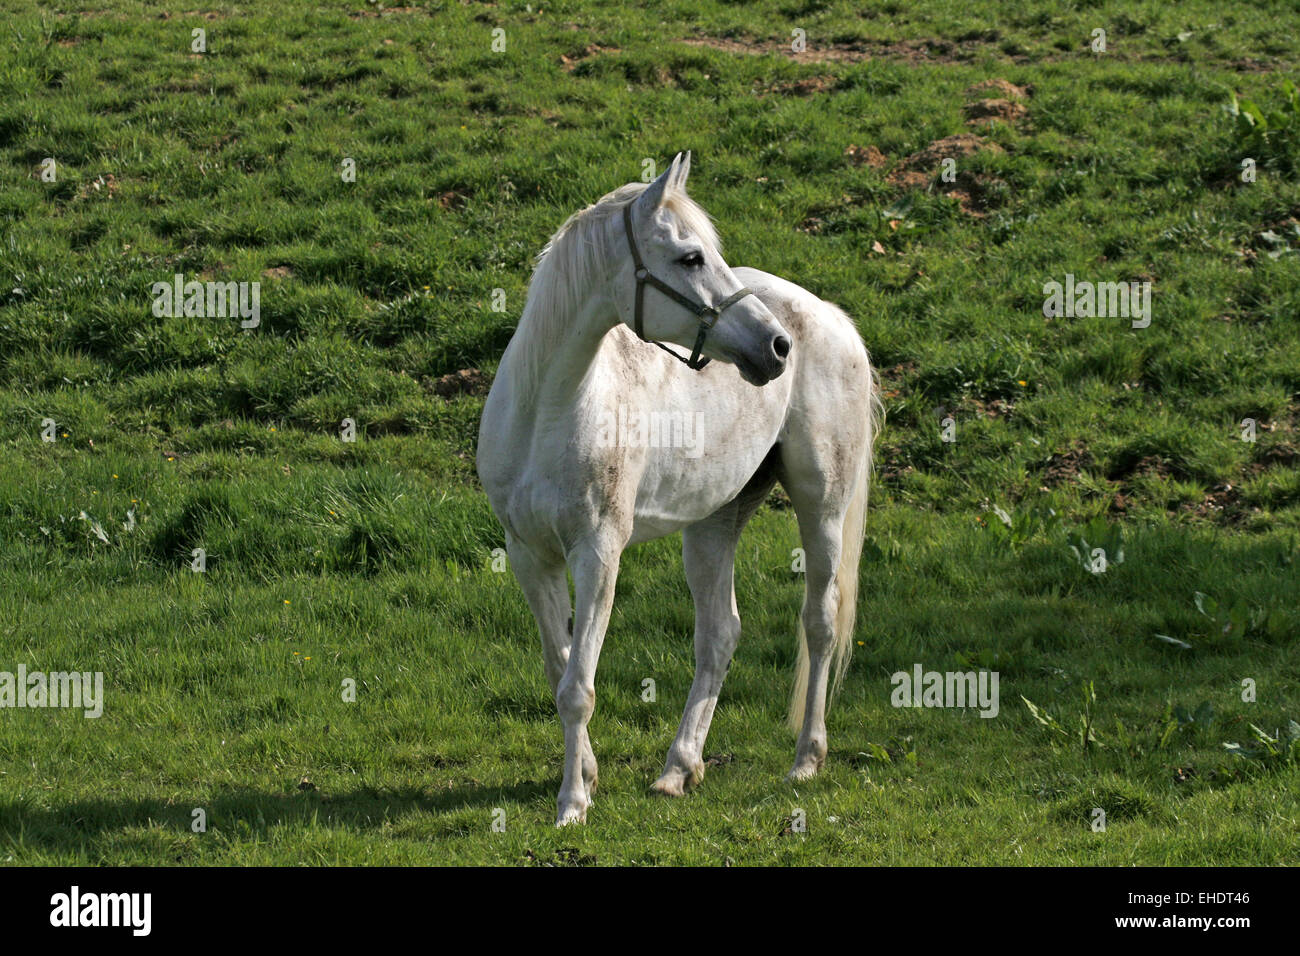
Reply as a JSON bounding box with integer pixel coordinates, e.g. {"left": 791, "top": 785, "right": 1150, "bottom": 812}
{"left": 772, "top": 335, "right": 791, "bottom": 360}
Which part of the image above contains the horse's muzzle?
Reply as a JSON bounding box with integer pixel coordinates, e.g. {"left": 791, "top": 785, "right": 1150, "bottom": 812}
{"left": 731, "top": 331, "right": 789, "bottom": 386}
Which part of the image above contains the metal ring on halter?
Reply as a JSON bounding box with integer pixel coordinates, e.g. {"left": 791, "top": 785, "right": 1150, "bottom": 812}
{"left": 622, "top": 203, "right": 754, "bottom": 371}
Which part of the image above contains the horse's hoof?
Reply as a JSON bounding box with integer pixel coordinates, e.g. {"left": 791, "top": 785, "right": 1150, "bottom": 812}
{"left": 786, "top": 759, "right": 822, "bottom": 782}
{"left": 555, "top": 798, "right": 588, "bottom": 827}
{"left": 650, "top": 775, "right": 687, "bottom": 797}
{"left": 651, "top": 763, "right": 704, "bottom": 796}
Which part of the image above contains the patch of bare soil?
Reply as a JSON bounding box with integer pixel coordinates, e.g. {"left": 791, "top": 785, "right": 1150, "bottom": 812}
{"left": 428, "top": 368, "right": 490, "bottom": 399}
{"left": 1245, "top": 441, "right": 1300, "bottom": 476}
{"left": 438, "top": 190, "right": 468, "bottom": 210}
{"left": 885, "top": 134, "right": 1006, "bottom": 216}
{"left": 73, "top": 173, "right": 119, "bottom": 201}
{"left": 682, "top": 33, "right": 1289, "bottom": 71}
{"left": 757, "top": 75, "right": 838, "bottom": 96}
{"left": 560, "top": 43, "right": 620, "bottom": 72}
{"left": 1127, "top": 455, "right": 1174, "bottom": 480}
{"left": 965, "top": 79, "right": 1028, "bottom": 100}
{"left": 680, "top": 34, "right": 1001, "bottom": 65}
{"left": 964, "top": 397, "right": 1015, "bottom": 419}
{"left": 890, "top": 133, "right": 1000, "bottom": 181}
{"left": 964, "top": 98, "right": 1028, "bottom": 124}
{"left": 877, "top": 361, "right": 918, "bottom": 402}
{"left": 1040, "top": 441, "right": 1093, "bottom": 488}
{"left": 1182, "top": 483, "right": 1252, "bottom": 524}
{"left": 845, "top": 144, "right": 889, "bottom": 170}
{"left": 155, "top": 9, "right": 222, "bottom": 18}
{"left": 348, "top": 6, "right": 425, "bottom": 17}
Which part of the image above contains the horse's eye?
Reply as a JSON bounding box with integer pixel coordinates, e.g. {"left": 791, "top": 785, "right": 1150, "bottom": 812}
{"left": 679, "top": 252, "right": 704, "bottom": 268}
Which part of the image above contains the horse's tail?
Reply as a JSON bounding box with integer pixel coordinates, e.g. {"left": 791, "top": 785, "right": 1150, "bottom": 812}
{"left": 787, "top": 362, "right": 880, "bottom": 733}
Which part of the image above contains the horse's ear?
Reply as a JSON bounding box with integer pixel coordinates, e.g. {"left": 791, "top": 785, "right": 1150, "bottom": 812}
{"left": 635, "top": 153, "right": 683, "bottom": 215}
{"left": 671, "top": 151, "right": 692, "bottom": 191}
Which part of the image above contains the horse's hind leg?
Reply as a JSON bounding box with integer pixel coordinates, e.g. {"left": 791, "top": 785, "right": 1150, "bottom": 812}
{"left": 778, "top": 433, "right": 870, "bottom": 781}
{"left": 782, "top": 506, "right": 845, "bottom": 779}
{"left": 653, "top": 455, "right": 776, "bottom": 796}
{"left": 506, "top": 537, "right": 597, "bottom": 798}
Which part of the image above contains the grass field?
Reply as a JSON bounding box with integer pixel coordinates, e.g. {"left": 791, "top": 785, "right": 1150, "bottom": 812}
{"left": 1, "top": 0, "right": 1298, "bottom": 865}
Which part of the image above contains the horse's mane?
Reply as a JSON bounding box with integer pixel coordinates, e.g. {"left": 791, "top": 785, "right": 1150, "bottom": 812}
{"left": 510, "top": 180, "right": 721, "bottom": 398}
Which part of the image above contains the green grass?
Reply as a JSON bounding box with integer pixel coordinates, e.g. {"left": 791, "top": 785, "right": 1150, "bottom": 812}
{"left": 1, "top": 0, "right": 1297, "bottom": 865}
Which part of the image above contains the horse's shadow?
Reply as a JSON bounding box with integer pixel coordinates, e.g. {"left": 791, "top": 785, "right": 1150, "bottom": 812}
{"left": 1, "top": 777, "right": 557, "bottom": 853}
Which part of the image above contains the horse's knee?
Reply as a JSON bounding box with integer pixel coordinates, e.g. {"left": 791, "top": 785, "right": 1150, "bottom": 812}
{"left": 557, "top": 677, "right": 595, "bottom": 726}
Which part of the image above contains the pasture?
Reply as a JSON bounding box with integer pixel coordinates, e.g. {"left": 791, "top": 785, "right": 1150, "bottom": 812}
{"left": 1, "top": 0, "right": 1298, "bottom": 864}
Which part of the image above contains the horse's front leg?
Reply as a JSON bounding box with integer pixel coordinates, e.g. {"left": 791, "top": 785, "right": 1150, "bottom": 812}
{"left": 555, "top": 536, "right": 622, "bottom": 826}
{"left": 507, "top": 536, "right": 599, "bottom": 794}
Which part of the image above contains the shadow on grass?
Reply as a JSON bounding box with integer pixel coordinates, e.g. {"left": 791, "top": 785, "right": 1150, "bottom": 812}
{"left": 0, "top": 778, "right": 558, "bottom": 853}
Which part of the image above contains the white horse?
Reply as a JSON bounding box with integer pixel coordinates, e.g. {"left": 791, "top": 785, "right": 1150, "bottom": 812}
{"left": 477, "top": 153, "right": 881, "bottom": 825}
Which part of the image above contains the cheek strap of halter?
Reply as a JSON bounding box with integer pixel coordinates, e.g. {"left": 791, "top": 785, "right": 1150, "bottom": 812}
{"left": 623, "top": 203, "right": 754, "bottom": 371}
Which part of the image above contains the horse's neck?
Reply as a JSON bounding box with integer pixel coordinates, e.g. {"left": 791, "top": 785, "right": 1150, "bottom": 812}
{"left": 510, "top": 295, "right": 616, "bottom": 422}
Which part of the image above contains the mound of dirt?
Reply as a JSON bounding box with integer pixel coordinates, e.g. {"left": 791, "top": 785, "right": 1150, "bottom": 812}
{"left": 884, "top": 134, "right": 1006, "bottom": 216}
{"left": 891, "top": 133, "right": 1000, "bottom": 178}
{"left": 560, "top": 44, "right": 620, "bottom": 72}
{"left": 438, "top": 190, "right": 468, "bottom": 210}
{"left": 1041, "top": 441, "right": 1093, "bottom": 487}
{"left": 845, "top": 144, "right": 889, "bottom": 169}
{"left": 964, "top": 98, "right": 1028, "bottom": 124}
{"left": 964, "top": 79, "right": 1028, "bottom": 100}
{"left": 761, "top": 75, "right": 837, "bottom": 96}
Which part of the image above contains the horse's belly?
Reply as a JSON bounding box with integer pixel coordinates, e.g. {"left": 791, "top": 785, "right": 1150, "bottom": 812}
{"left": 627, "top": 448, "right": 768, "bottom": 544}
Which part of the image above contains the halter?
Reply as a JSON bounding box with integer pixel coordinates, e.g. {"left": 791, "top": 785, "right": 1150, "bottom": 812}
{"left": 622, "top": 202, "right": 755, "bottom": 371}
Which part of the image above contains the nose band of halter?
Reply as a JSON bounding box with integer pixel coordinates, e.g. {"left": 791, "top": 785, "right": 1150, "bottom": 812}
{"left": 622, "top": 202, "right": 755, "bottom": 371}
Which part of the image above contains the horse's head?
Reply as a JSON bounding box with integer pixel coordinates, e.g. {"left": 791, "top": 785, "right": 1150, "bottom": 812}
{"left": 614, "top": 152, "right": 790, "bottom": 385}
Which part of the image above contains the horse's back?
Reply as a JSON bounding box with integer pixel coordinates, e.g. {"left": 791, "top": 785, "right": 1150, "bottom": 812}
{"left": 732, "top": 267, "right": 872, "bottom": 381}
